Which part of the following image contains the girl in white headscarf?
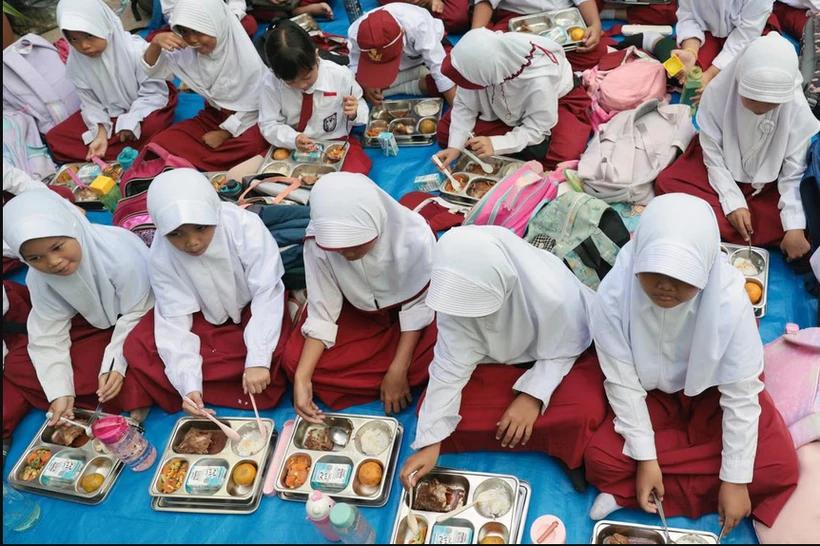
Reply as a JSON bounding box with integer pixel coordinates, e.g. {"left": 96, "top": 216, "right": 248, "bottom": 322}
{"left": 46, "top": 0, "right": 174, "bottom": 164}
{"left": 433, "top": 28, "right": 592, "bottom": 173}
{"left": 656, "top": 33, "right": 819, "bottom": 262}
{"left": 2, "top": 189, "right": 155, "bottom": 433}
{"left": 400, "top": 225, "right": 605, "bottom": 491}
{"left": 141, "top": 0, "right": 269, "bottom": 172}
{"left": 584, "top": 194, "right": 798, "bottom": 537}
{"left": 284, "top": 172, "right": 437, "bottom": 420}
{"left": 152, "top": 0, "right": 258, "bottom": 39}
{"left": 672, "top": 0, "right": 774, "bottom": 96}
{"left": 123, "top": 169, "right": 288, "bottom": 416}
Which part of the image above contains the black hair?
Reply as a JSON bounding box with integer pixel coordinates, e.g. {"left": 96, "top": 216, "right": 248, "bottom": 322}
{"left": 265, "top": 20, "right": 318, "bottom": 82}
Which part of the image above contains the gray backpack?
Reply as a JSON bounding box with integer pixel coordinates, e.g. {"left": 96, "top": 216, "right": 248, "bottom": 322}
{"left": 800, "top": 13, "right": 819, "bottom": 118}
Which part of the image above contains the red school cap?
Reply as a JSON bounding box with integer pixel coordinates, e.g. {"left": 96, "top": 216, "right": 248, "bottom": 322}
{"left": 355, "top": 10, "right": 405, "bottom": 89}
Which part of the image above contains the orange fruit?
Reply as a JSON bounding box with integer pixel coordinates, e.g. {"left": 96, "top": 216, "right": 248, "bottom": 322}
{"left": 233, "top": 463, "right": 257, "bottom": 487}
{"left": 569, "top": 27, "right": 585, "bottom": 41}
{"left": 81, "top": 473, "right": 104, "bottom": 493}
{"left": 744, "top": 282, "right": 762, "bottom": 304}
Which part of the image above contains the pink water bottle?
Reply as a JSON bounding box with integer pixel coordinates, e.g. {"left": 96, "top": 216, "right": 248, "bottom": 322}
{"left": 91, "top": 416, "right": 157, "bottom": 472}
{"left": 306, "top": 490, "right": 341, "bottom": 542}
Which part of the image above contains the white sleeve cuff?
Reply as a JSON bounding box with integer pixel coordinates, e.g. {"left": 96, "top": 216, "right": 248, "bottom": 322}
{"left": 115, "top": 114, "right": 143, "bottom": 140}
{"left": 398, "top": 305, "right": 435, "bottom": 332}
{"left": 411, "top": 414, "right": 461, "bottom": 450}
{"left": 43, "top": 378, "right": 76, "bottom": 404}
{"left": 302, "top": 316, "right": 338, "bottom": 349}
{"left": 719, "top": 456, "right": 755, "bottom": 484}
{"left": 621, "top": 431, "right": 657, "bottom": 461}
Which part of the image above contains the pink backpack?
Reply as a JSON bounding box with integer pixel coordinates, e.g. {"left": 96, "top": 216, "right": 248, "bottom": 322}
{"left": 112, "top": 143, "right": 195, "bottom": 246}
{"left": 463, "top": 161, "right": 558, "bottom": 237}
{"left": 582, "top": 47, "right": 668, "bottom": 130}
{"left": 2, "top": 34, "right": 81, "bottom": 134}
{"left": 763, "top": 324, "right": 820, "bottom": 449}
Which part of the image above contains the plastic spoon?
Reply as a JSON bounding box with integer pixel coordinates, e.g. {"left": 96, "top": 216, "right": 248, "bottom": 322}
{"left": 181, "top": 395, "right": 241, "bottom": 441}
{"left": 652, "top": 492, "right": 672, "bottom": 544}
{"left": 432, "top": 155, "right": 464, "bottom": 192}
{"left": 45, "top": 412, "right": 92, "bottom": 437}
{"left": 90, "top": 156, "right": 108, "bottom": 170}
{"left": 464, "top": 131, "right": 495, "bottom": 174}
{"left": 246, "top": 389, "right": 267, "bottom": 436}
{"left": 407, "top": 480, "right": 420, "bottom": 535}
{"left": 65, "top": 167, "right": 89, "bottom": 189}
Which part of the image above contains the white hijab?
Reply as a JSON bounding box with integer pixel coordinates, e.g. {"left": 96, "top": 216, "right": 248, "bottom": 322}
{"left": 688, "top": 0, "right": 773, "bottom": 38}
{"left": 2, "top": 190, "right": 151, "bottom": 328}
{"left": 450, "top": 28, "right": 567, "bottom": 87}
{"left": 167, "top": 0, "right": 264, "bottom": 112}
{"left": 306, "top": 172, "right": 435, "bottom": 310}
{"left": 426, "top": 225, "right": 593, "bottom": 363}
{"left": 593, "top": 194, "right": 763, "bottom": 396}
{"left": 147, "top": 169, "right": 281, "bottom": 325}
{"left": 698, "top": 33, "right": 820, "bottom": 184}
{"left": 58, "top": 0, "right": 156, "bottom": 117}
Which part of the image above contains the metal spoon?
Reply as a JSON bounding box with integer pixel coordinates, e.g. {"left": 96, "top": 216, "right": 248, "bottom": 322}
{"left": 717, "top": 522, "right": 727, "bottom": 544}
{"left": 45, "top": 412, "right": 92, "bottom": 437}
{"left": 653, "top": 491, "right": 673, "bottom": 544}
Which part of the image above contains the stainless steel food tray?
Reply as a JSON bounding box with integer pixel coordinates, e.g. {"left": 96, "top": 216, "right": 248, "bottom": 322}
{"left": 8, "top": 409, "right": 140, "bottom": 505}
{"left": 49, "top": 162, "right": 124, "bottom": 210}
{"left": 438, "top": 154, "right": 524, "bottom": 206}
{"left": 258, "top": 139, "right": 349, "bottom": 177}
{"left": 363, "top": 98, "right": 444, "bottom": 148}
{"left": 274, "top": 413, "right": 402, "bottom": 507}
{"left": 721, "top": 243, "right": 769, "bottom": 318}
{"left": 148, "top": 417, "right": 274, "bottom": 503}
{"left": 390, "top": 468, "right": 531, "bottom": 544}
{"left": 591, "top": 520, "right": 720, "bottom": 544}
{"left": 508, "top": 8, "right": 588, "bottom": 51}
{"left": 150, "top": 430, "right": 278, "bottom": 514}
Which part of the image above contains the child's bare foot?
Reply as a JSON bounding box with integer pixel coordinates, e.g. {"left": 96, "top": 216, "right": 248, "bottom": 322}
{"left": 130, "top": 407, "right": 151, "bottom": 423}
{"left": 295, "top": 3, "right": 333, "bottom": 20}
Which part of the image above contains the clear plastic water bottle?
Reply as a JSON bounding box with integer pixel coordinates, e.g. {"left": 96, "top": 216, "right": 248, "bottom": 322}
{"left": 330, "top": 502, "right": 376, "bottom": 544}
{"left": 342, "top": 0, "right": 364, "bottom": 24}
{"left": 306, "top": 490, "right": 341, "bottom": 542}
{"left": 680, "top": 66, "right": 703, "bottom": 115}
{"left": 3, "top": 483, "right": 41, "bottom": 532}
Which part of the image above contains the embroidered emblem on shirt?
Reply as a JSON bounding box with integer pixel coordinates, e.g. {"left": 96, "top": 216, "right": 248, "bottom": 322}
{"left": 323, "top": 113, "right": 338, "bottom": 133}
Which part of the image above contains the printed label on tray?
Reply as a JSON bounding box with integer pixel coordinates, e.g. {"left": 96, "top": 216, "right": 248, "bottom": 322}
{"left": 186, "top": 466, "right": 227, "bottom": 489}
{"left": 313, "top": 462, "right": 352, "bottom": 488}
{"left": 430, "top": 526, "right": 474, "bottom": 544}
{"left": 42, "top": 457, "right": 84, "bottom": 482}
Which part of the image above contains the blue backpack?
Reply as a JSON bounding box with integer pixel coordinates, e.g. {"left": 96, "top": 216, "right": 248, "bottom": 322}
{"left": 800, "top": 138, "right": 819, "bottom": 297}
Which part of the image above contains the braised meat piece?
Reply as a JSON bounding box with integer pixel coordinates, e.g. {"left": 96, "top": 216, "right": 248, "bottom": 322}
{"left": 413, "top": 479, "right": 464, "bottom": 512}
{"left": 304, "top": 428, "right": 334, "bottom": 451}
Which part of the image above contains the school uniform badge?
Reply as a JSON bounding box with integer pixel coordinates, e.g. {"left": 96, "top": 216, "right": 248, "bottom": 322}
{"left": 323, "top": 113, "right": 338, "bottom": 132}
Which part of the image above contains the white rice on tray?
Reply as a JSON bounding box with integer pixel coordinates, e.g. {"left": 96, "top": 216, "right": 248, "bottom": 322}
{"left": 359, "top": 428, "right": 390, "bottom": 456}
{"left": 236, "top": 430, "right": 265, "bottom": 457}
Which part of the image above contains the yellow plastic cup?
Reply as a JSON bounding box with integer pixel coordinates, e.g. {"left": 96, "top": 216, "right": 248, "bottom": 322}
{"left": 663, "top": 55, "right": 685, "bottom": 78}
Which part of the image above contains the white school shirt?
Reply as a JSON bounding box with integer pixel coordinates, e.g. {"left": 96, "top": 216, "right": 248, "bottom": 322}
{"left": 3, "top": 161, "right": 47, "bottom": 259}
{"left": 151, "top": 205, "right": 286, "bottom": 398}
{"left": 2, "top": 285, "right": 8, "bottom": 365}
{"left": 676, "top": 0, "right": 773, "bottom": 70}
{"left": 348, "top": 4, "right": 456, "bottom": 93}
{"left": 447, "top": 64, "right": 573, "bottom": 154}
{"left": 478, "top": 0, "right": 589, "bottom": 16}
{"left": 777, "top": 0, "right": 819, "bottom": 11}
{"left": 258, "top": 59, "right": 370, "bottom": 149}
{"left": 301, "top": 239, "right": 434, "bottom": 348}
{"left": 701, "top": 133, "right": 810, "bottom": 232}
{"left": 161, "top": 0, "right": 247, "bottom": 21}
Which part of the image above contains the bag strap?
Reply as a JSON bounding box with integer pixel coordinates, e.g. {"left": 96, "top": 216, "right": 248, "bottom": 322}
{"left": 238, "top": 176, "right": 302, "bottom": 205}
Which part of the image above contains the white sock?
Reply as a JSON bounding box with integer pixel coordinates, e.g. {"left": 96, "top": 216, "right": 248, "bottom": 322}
{"left": 383, "top": 80, "right": 424, "bottom": 97}
{"left": 643, "top": 31, "right": 664, "bottom": 52}
{"left": 590, "top": 492, "right": 622, "bottom": 520}
{"left": 600, "top": 8, "right": 616, "bottom": 20}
